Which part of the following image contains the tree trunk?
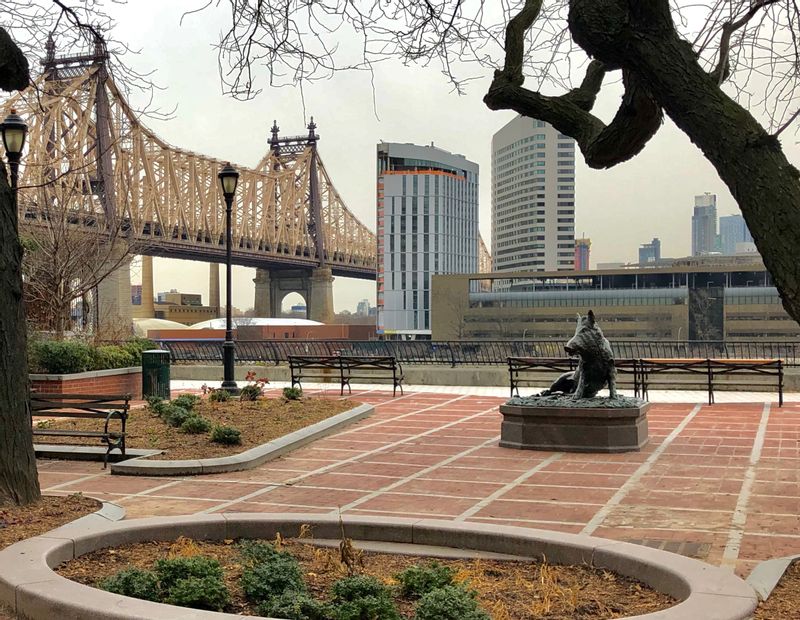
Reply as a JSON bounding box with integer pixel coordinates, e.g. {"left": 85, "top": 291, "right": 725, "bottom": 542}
{"left": 567, "top": 1, "right": 800, "bottom": 325}
{"left": 0, "top": 166, "right": 41, "bottom": 506}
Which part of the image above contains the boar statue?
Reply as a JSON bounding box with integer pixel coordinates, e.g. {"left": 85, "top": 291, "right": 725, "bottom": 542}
{"left": 538, "top": 310, "right": 617, "bottom": 399}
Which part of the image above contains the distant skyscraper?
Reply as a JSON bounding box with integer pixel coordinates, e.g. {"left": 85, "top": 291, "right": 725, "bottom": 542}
{"left": 692, "top": 194, "right": 717, "bottom": 256}
{"left": 639, "top": 238, "right": 661, "bottom": 264}
{"left": 574, "top": 238, "right": 591, "bottom": 271}
{"left": 356, "top": 299, "right": 371, "bottom": 316}
{"left": 491, "top": 116, "right": 576, "bottom": 273}
{"left": 376, "top": 142, "right": 479, "bottom": 337}
{"left": 719, "top": 214, "right": 753, "bottom": 255}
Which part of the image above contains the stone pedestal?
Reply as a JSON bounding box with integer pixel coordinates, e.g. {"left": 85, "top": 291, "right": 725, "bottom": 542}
{"left": 500, "top": 397, "right": 649, "bottom": 453}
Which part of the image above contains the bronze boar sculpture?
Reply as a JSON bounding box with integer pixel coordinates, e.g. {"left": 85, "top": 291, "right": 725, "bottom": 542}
{"left": 538, "top": 310, "right": 617, "bottom": 399}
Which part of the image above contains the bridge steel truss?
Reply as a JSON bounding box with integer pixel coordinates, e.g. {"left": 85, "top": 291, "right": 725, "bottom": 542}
{"left": 1, "top": 39, "right": 377, "bottom": 280}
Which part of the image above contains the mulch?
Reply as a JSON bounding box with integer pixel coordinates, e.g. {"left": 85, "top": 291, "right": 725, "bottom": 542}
{"left": 754, "top": 560, "right": 800, "bottom": 619}
{"left": 57, "top": 536, "right": 674, "bottom": 619}
{"left": 0, "top": 494, "right": 100, "bottom": 551}
{"left": 35, "top": 396, "right": 359, "bottom": 460}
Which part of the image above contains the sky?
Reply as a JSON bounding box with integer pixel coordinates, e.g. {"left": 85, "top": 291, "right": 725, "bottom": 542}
{"left": 29, "top": 2, "right": 800, "bottom": 313}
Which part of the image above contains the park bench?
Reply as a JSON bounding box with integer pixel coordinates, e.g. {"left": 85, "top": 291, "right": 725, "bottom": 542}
{"left": 507, "top": 357, "right": 644, "bottom": 398}
{"left": 639, "top": 358, "right": 783, "bottom": 406}
{"left": 30, "top": 393, "right": 130, "bottom": 466}
{"left": 340, "top": 355, "right": 404, "bottom": 397}
{"left": 288, "top": 354, "right": 405, "bottom": 397}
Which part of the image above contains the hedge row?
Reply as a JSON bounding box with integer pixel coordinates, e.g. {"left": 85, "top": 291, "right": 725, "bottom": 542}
{"left": 28, "top": 338, "right": 155, "bottom": 374}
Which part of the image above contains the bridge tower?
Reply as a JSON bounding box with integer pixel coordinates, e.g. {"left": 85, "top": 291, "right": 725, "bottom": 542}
{"left": 253, "top": 119, "right": 334, "bottom": 322}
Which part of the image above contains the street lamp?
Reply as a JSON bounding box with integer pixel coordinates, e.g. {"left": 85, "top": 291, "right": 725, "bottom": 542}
{"left": 218, "top": 162, "right": 240, "bottom": 394}
{"left": 1, "top": 109, "right": 28, "bottom": 192}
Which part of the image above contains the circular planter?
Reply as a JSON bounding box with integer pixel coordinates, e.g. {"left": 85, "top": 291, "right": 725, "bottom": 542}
{"left": 0, "top": 514, "right": 757, "bottom": 619}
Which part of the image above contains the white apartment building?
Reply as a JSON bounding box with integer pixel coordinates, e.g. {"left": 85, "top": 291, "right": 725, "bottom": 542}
{"left": 492, "top": 116, "right": 576, "bottom": 272}
{"left": 376, "top": 142, "right": 479, "bottom": 338}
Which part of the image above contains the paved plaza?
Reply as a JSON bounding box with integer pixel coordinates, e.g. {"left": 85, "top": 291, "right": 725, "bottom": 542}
{"left": 38, "top": 385, "right": 800, "bottom": 577}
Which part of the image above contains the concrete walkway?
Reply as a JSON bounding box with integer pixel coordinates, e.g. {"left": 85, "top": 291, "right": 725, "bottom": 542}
{"left": 39, "top": 385, "right": 800, "bottom": 577}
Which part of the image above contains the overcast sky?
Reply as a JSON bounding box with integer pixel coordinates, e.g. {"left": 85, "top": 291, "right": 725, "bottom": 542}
{"left": 50, "top": 2, "right": 800, "bottom": 312}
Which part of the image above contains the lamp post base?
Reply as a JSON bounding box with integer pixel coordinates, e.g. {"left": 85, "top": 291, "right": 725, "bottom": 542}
{"left": 222, "top": 340, "right": 239, "bottom": 395}
{"left": 220, "top": 380, "right": 240, "bottom": 396}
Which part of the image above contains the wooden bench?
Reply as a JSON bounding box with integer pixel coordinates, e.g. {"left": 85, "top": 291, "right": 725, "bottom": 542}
{"left": 288, "top": 355, "right": 405, "bottom": 397}
{"left": 507, "top": 357, "right": 643, "bottom": 399}
{"left": 30, "top": 393, "right": 130, "bottom": 466}
{"left": 340, "top": 355, "right": 404, "bottom": 397}
{"left": 639, "top": 358, "right": 783, "bottom": 406}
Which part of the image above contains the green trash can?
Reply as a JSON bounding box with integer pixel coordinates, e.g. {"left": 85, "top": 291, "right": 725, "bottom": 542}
{"left": 142, "top": 349, "right": 171, "bottom": 400}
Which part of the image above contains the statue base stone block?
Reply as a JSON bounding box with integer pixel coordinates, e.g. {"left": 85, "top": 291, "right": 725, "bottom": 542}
{"left": 499, "top": 395, "right": 649, "bottom": 453}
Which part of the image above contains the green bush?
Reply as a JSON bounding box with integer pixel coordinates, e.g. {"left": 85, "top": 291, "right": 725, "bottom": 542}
{"left": 149, "top": 399, "right": 170, "bottom": 418}
{"left": 257, "top": 591, "right": 333, "bottom": 620}
{"left": 163, "top": 575, "right": 230, "bottom": 611}
{"left": 211, "top": 425, "right": 241, "bottom": 445}
{"left": 163, "top": 405, "right": 192, "bottom": 428}
{"left": 172, "top": 393, "right": 201, "bottom": 411}
{"left": 209, "top": 389, "right": 231, "bottom": 403}
{"left": 121, "top": 338, "right": 156, "bottom": 365}
{"left": 99, "top": 567, "right": 159, "bottom": 602}
{"left": 241, "top": 553, "right": 305, "bottom": 604}
{"left": 91, "top": 345, "right": 136, "bottom": 371}
{"left": 330, "top": 575, "right": 400, "bottom": 620}
{"left": 239, "top": 383, "right": 263, "bottom": 401}
{"left": 180, "top": 415, "right": 212, "bottom": 434}
{"left": 154, "top": 556, "right": 224, "bottom": 592}
{"left": 238, "top": 540, "right": 282, "bottom": 565}
{"left": 146, "top": 395, "right": 164, "bottom": 408}
{"left": 413, "top": 586, "right": 489, "bottom": 620}
{"left": 396, "top": 562, "right": 456, "bottom": 598}
{"left": 32, "top": 340, "right": 93, "bottom": 374}
{"left": 283, "top": 386, "right": 303, "bottom": 400}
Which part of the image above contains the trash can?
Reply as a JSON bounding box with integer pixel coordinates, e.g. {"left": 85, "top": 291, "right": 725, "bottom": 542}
{"left": 142, "top": 349, "right": 171, "bottom": 400}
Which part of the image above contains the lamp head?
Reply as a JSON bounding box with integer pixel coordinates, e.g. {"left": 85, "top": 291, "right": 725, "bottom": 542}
{"left": 1, "top": 109, "right": 27, "bottom": 158}
{"left": 218, "top": 162, "right": 239, "bottom": 198}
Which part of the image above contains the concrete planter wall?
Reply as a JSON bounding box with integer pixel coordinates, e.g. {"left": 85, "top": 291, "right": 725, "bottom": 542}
{"left": 30, "top": 367, "right": 142, "bottom": 399}
{"left": 0, "top": 514, "right": 757, "bottom": 620}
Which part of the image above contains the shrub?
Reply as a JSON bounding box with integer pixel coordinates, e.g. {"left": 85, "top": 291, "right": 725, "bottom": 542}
{"left": 180, "top": 415, "right": 212, "bottom": 434}
{"left": 239, "top": 383, "right": 263, "bottom": 401}
{"left": 330, "top": 575, "right": 400, "bottom": 620}
{"left": 163, "top": 575, "right": 230, "bottom": 611}
{"left": 257, "top": 591, "right": 333, "bottom": 620}
{"left": 413, "top": 586, "right": 490, "bottom": 620}
{"left": 154, "top": 556, "right": 224, "bottom": 592}
{"left": 91, "top": 345, "right": 136, "bottom": 371}
{"left": 238, "top": 540, "right": 282, "bottom": 565}
{"left": 149, "top": 399, "right": 170, "bottom": 418}
{"left": 32, "top": 340, "right": 93, "bottom": 374}
{"left": 396, "top": 562, "right": 456, "bottom": 598}
{"left": 163, "top": 405, "right": 192, "bottom": 428}
{"left": 146, "top": 395, "right": 164, "bottom": 408}
{"left": 283, "top": 386, "right": 303, "bottom": 400}
{"left": 241, "top": 553, "right": 305, "bottom": 604}
{"left": 209, "top": 389, "right": 231, "bottom": 403}
{"left": 99, "top": 567, "right": 159, "bottom": 602}
{"left": 211, "top": 425, "right": 241, "bottom": 445}
{"left": 172, "top": 393, "right": 201, "bottom": 411}
{"left": 121, "top": 338, "right": 156, "bottom": 365}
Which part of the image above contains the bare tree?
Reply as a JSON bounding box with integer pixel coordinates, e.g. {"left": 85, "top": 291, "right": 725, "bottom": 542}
{"left": 196, "top": 0, "right": 800, "bottom": 327}
{"left": 0, "top": 27, "right": 40, "bottom": 506}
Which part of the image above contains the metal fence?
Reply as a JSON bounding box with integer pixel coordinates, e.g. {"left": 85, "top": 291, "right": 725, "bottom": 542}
{"left": 155, "top": 339, "right": 800, "bottom": 367}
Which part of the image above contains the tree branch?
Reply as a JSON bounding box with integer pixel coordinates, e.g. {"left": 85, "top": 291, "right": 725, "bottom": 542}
{"left": 0, "top": 27, "right": 30, "bottom": 92}
{"left": 711, "top": 0, "right": 780, "bottom": 85}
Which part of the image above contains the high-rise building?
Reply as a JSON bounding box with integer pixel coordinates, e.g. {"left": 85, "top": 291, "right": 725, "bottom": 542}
{"left": 356, "top": 299, "right": 371, "bottom": 316}
{"left": 574, "top": 238, "right": 591, "bottom": 271}
{"left": 719, "top": 214, "right": 753, "bottom": 255}
{"left": 492, "top": 116, "right": 576, "bottom": 273}
{"left": 692, "top": 194, "right": 717, "bottom": 256}
{"left": 376, "top": 142, "right": 479, "bottom": 338}
{"left": 639, "top": 238, "right": 661, "bottom": 264}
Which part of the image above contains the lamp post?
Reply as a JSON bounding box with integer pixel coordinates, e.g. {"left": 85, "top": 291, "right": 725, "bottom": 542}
{"left": 1, "top": 109, "right": 28, "bottom": 194}
{"left": 218, "top": 162, "right": 240, "bottom": 394}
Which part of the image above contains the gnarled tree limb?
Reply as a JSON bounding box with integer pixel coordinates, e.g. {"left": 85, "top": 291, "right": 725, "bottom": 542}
{"left": 0, "top": 27, "right": 29, "bottom": 92}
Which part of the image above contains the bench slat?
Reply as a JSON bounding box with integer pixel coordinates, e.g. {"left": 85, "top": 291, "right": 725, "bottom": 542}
{"left": 33, "top": 430, "right": 124, "bottom": 438}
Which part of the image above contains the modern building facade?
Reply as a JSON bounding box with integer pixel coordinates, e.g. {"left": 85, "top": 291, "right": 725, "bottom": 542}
{"left": 431, "top": 255, "right": 800, "bottom": 342}
{"left": 639, "top": 238, "right": 661, "bottom": 264}
{"left": 574, "top": 238, "right": 591, "bottom": 271}
{"left": 491, "top": 116, "right": 576, "bottom": 273}
{"left": 719, "top": 214, "right": 754, "bottom": 255}
{"left": 692, "top": 193, "right": 718, "bottom": 256}
{"left": 376, "top": 142, "right": 479, "bottom": 338}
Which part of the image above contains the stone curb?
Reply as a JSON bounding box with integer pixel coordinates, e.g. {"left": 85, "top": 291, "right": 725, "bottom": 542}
{"left": 0, "top": 513, "right": 757, "bottom": 620}
{"left": 109, "top": 403, "right": 374, "bottom": 476}
{"left": 746, "top": 553, "right": 799, "bottom": 601}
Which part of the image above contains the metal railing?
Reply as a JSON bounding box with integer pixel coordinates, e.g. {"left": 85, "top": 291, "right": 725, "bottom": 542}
{"left": 155, "top": 339, "right": 800, "bottom": 367}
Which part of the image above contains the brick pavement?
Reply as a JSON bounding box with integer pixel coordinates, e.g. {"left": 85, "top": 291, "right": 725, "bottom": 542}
{"left": 38, "top": 388, "right": 800, "bottom": 577}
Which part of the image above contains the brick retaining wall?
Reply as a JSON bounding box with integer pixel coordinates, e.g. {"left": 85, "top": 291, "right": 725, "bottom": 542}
{"left": 30, "top": 367, "right": 142, "bottom": 398}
